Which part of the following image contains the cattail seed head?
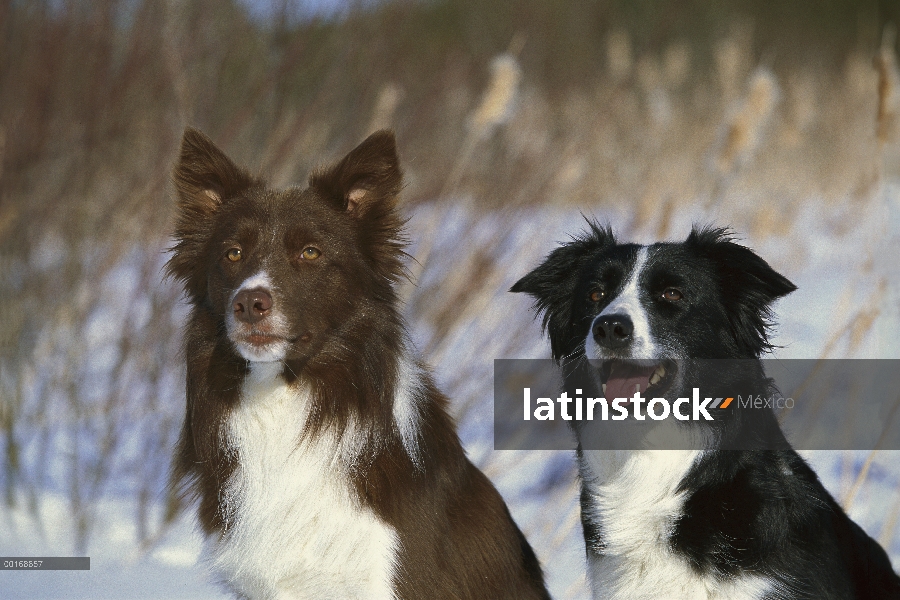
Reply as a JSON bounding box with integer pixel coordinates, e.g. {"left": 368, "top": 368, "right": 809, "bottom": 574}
{"left": 368, "top": 83, "right": 403, "bottom": 133}
{"left": 716, "top": 68, "right": 779, "bottom": 174}
{"left": 469, "top": 54, "right": 521, "bottom": 136}
{"left": 876, "top": 25, "right": 899, "bottom": 145}
{"left": 606, "top": 30, "right": 632, "bottom": 81}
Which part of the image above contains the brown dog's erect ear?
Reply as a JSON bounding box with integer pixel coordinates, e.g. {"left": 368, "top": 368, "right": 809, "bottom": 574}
{"left": 167, "top": 128, "right": 257, "bottom": 298}
{"left": 173, "top": 128, "right": 256, "bottom": 219}
{"left": 308, "top": 130, "right": 402, "bottom": 215}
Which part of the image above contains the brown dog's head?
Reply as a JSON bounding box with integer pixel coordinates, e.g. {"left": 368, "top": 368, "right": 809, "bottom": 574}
{"left": 166, "top": 128, "right": 406, "bottom": 367}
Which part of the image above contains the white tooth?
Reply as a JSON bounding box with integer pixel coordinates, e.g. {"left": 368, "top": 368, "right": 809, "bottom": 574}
{"left": 602, "top": 384, "right": 607, "bottom": 394}
{"left": 635, "top": 383, "right": 641, "bottom": 393}
{"left": 658, "top": 365, "right": 666, "bottom": 377}
{"left": 649, "top": 372, "right": 661, "bottom": 385}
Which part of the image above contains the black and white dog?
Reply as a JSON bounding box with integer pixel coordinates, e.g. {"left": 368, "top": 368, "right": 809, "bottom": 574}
{"left": 512, "top": 222, "right": 900, "bottom": 599}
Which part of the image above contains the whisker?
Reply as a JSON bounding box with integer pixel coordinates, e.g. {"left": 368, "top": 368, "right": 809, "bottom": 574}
{"left": 280, "top": 359, "right": 298, "bottom": 380}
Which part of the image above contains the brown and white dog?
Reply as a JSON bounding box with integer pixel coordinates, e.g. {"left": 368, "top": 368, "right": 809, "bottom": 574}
{"left": 166, "top": 128, "right": 550, "bottom": 599}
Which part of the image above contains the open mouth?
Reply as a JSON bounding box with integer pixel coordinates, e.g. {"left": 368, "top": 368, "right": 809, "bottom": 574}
{"left": 598, "top": 359, "right": 677, "bottom": 399}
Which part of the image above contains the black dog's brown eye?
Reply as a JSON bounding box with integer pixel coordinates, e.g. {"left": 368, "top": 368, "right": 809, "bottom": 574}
{"left": 226, "top": 247, "right": 242, "bottom": 262}
{"left": 301, "top": 247, "right": 321, "bottom": 260}
{"left": 662, "top": 288, "right": 683, "bottom": 301}
{"left": 589, "top": 289, "right": 605, "bottom": 302}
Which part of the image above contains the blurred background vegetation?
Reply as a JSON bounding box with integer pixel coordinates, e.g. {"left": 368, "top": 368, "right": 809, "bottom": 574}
{"left": 2, "top": 0, "right": 900, "bottom": 597}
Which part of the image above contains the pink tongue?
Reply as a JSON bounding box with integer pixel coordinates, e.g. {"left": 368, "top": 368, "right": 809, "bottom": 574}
{"left": 604, "top": 365, "right": 656, "bottom": 399}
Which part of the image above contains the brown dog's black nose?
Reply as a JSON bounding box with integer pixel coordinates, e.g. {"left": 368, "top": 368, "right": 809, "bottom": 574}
{"left": 233, "top": 288, "right": 273, "bottom": 324}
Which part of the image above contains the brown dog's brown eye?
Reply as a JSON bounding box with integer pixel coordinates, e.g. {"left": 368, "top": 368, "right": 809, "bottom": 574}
{"left": 301, "top": 247, "right": 321, "bottom": 260}
{"left": 226, "top": 247, "right": 242, "bottom": 262}
{"left": 662, "top": 288, "right": 683, "bottom": 301}
{"left": 589, "top": 289, "right": 605, "bottom": 302}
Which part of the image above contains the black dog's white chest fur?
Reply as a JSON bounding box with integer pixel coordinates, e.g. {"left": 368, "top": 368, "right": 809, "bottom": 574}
{"left": 579, "top": 450, "right": 776, "bottom": 600}
{"left": 512, "top": 223, "right": 900, "bottom": 600}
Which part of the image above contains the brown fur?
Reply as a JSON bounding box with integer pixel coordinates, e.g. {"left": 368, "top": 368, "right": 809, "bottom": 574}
{"left": 167, "top": 128, "right": 550, "bottom": 599}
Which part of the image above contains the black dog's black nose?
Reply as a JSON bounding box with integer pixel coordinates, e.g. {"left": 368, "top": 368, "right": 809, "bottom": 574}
{"left": 593, "top": 314, "right": 633, "bottom": 349}
{"left": 233, "top": 288, "right": 273, "bottom": 324}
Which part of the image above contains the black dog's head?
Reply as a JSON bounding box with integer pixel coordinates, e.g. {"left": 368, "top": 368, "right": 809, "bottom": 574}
{"left": 511, "top": 222, "right": 796, "bottom": 400}
{"left": 166, "top": 128, "right": 406, "bottom": 368}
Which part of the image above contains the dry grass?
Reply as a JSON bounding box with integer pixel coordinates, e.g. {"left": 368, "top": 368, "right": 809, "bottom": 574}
{"left": 1, "top": 0, "right": 899, "bottom": 594}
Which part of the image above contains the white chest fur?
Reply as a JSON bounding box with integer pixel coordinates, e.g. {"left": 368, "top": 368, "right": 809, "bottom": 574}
{"left": 580, "top": 450, "right": 775, "bottom": 600}
{"left": 207, "top": 363, "right": 398, "bottom": 600}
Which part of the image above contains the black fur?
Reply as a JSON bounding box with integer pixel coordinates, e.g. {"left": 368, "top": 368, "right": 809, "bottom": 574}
{"left": 512, "top": 221, "right": 900, "bottom": 599}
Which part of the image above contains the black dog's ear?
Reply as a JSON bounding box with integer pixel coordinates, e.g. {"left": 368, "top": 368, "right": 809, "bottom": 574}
{"left": 511, "top": 222, "right": 615, "bottom": 360}
{"left": 686, "top": 226, "right": 796, "bottom": 355}
{"left": 168, "top": 128, "right": 258, "bottom": 299}
{"left": 309, "top": 130, "right": 402, "bottom": 216}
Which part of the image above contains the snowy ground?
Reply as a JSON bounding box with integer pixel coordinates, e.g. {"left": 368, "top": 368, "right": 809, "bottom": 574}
{"left": 2, "top": 181, "right": 898, "bottom": 599}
